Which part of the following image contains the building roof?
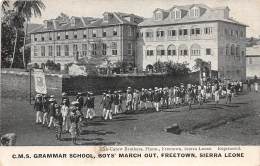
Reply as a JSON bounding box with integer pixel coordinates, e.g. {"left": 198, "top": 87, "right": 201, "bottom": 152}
{"left": 246, "top": 45, "right": 260, "bottom": 57}
{"left": 30, "top": 12, "right": 143, "bottom": 34}
{"left": 139, "top": 4, "right": 247, "bottom": 27}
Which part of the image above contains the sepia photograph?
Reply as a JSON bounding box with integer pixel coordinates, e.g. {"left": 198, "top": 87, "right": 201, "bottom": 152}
{"left": 1, "top": 0, "right": 260, "bottom": 147}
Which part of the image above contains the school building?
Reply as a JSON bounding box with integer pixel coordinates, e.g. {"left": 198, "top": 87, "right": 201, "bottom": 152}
{"left": 29, "top": 4, "right": 247, "bottom": 80}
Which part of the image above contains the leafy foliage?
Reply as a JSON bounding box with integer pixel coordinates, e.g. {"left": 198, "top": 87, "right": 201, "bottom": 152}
{"left": 1, "top": 10, "right": 25, "bottom": 68}
{"left": 153, "top": 61, "right": 190, "bottom": 76}
{"left": 45, "top": 60, "right": 61, "bottom": 71}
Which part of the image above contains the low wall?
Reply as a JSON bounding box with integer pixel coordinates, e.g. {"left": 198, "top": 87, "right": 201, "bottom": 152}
{"left": 1, "top": 69, "right": 62, "bottom": 99}
{"left": 1, "top": 69, "right": 200, "bottom": 99}
{"left": 62, "top": 72, "right": 200, "bottom": 95}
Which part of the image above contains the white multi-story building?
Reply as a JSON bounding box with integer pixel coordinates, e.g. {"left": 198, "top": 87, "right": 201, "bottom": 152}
{"left": 137, "top": 4, "right": 247, "bottom": 80}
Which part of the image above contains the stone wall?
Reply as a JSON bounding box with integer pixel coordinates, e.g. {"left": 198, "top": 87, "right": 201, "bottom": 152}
{"left": 62, "top": 72, "right": 200, "bottom": 95}
{"left": 1, "top": 69, "right": 62, "bottom": 99}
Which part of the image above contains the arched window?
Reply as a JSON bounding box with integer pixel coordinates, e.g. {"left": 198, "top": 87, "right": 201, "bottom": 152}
{"left": 156, "top": 45, "right": 165, "bottom": 56}
{"left": 167, "top": 44, "right": 176, "bottom": 56}
{"left": 226, "top": 44, "right": 230, "bottom": 56}
{"left": 146, "top": 45, "right": 154, "bottom": 56}
{"left": 231, "top": 44, "right": 235, "bottom": 56}
{"left": 190, "top": 44, "right": 201, "bottom": 56}
{"left": 178, "top": 44, "right": 188, "bottom": 56}
{"left": 146, "top": 64, "right": 153, "bottom": 71}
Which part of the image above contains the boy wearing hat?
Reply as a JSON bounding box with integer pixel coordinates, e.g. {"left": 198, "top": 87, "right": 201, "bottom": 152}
{"left": 76, "top": 92, "right": 84, "bottom": 111}
{"left": 61, "top": 98, "right": 70, "bottom": 132}
{"left": 104, "top": 94, "right": 113, "bottom": 120}
{"left": 113, "top": 91, "right": 120, "bottom": 115}
{"left": 42, "top": 94, "right": 49, "bottom": 127}
{"left": 54, "top": 104, "right": 63, "bottom": 140}
{"left": 85, "top": 93, "right": 93, "bottom": 120}
{"left": 34, "top": 94, "right": 43, "bottom": 124}
{"left": 48, "top": 96, "right": 57, "bottom": 128}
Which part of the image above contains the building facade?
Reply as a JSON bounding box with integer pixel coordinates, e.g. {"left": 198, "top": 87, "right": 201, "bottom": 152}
{"left": 137, "top": 4, "right": 247, "bottom": 80}
{"left": 30, "top": 12, "right": 143, "bottom": 70}
{"left": 246, "top": 44, "right": 260, "bottom": 78}
{"left": 30, "top": 4, "right": 247, "bottom": 80}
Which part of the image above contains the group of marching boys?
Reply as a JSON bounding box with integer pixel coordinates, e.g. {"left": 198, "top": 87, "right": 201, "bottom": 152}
{"left": 33, "top": 80, "right": 243, "bottom": 144}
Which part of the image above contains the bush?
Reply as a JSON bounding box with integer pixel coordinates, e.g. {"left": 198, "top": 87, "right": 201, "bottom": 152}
{"left": 153, "top": 61, "right": 190, "bottom": 76}
{"left": 45, "top": 60, "right": 61, "bottom": 71}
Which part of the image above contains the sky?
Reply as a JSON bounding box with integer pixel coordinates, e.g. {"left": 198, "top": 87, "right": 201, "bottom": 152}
{"left": 29, "top": 0, "right": 260, "bottom": 38}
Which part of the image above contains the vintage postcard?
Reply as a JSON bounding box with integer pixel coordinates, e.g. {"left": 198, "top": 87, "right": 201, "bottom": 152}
{"left": 0, "top": 0, "right": 260, "bottom": 165}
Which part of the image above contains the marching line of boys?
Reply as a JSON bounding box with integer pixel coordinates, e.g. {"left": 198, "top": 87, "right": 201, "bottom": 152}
{"left": 33, "top": 80, "right": 243, "bottom": 144}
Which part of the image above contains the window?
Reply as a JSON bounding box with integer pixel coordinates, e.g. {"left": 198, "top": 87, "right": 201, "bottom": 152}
{"left": 34, "top": 36, "right": 37, "bottom": 41}
{"left": 145, "top": 30, "right": 153, "bottom": 38}
{"left": 249, "top": 57, "right": 253, "bottom": 64}
{"left": 231, "top": 44, "right": 235, "bottom": 56}
{"left": 225, "top": 29, "right": 228, "bottom": 36}
{"left": 235, "top": 30, "right": 239, "bottom": 38}
{"left": 73, "top": 44, "right": 78, "bottom": 56}
{"left": 92, "top": 29, "right": 97, "bottom": 37}
{"left": 65, "top": 32, "right": 69, "bottom": 39}
{"left": 111, "top": 42, "right": 117, "bottom": 55}
{"left": 190, "top": 8, "right": 200, "bottom": 17}
{"left": 171, "top": 10, "right": 181, "bottom": 19}
{"left": 204, "top": 27, "right": 212, "bottom": 34}
{"left": 64, "top": 45, "right": 69, "bottom": 56}
{"left": 41, "top": 36, "right": 44, "bottom": 41}
{"left": 49, "top": 33, "right": 53, "bottom": 40}
{"left": 127, "top": 43, "right": 132, "bottom": 55}
{"left": 102, "top": 30, "right": 106, "bottom": 37}
{"left": 73, "top": 31, "right": 77, "bottom": 39}
{"left": 191, "top": 28, "right": 201, "bottom": 35}
{"left": 156, "top": 45, "right": 165, "bottom": 56}
{"left": 178, "top": 44, "right": 188, "bottom": 56}
{"left": 179, "top": 29, "right": 188, "bottom": 36}
{"left": 48, "top": 45, "right": 53, "bottom": 56}
{"left": 236, "top": 46, "right": 240, "bottom": 56}
{"left": 57, "top": 32, "right": 60, "bottom": 40}
{"left": 82, "top": 44, "right": 87, "bottom": 56}
{"left": 190, "top": 44, "right": 201, "bottom": 56}
{"left": 34, "top": 46, "right": 38, "bottom": 56}
{"left": 155, "top": 12, "right": 162, "bottom": 20}
{"left": 128, "top": 26, "right": 133, "bottom": 36}
{"left": 146, "top": 46, "right": 154, "bottom": 56}
{"left": 102, "top": 43, "right": 107, "bottom": 55}
{"left": 168, "top": 29, "right": 176, "bottom": 37}
{"left": 41, "top": 46, "right": 45, "bottom": 56}
{"left": 83, "top": 30, "right": 87, "bottom": 38}
{"left": 226, "top": 44, "right": 229, "bottom": 56}
{"left": 206, "top": 48, "right": 211, "bottom": 55}
{"left": 56, "top": 45, "right": 61, "bottom": 56}
{"left": 167, "top": 45, "right": 176, "bottom": 56}
{"left": 231, "top": 30, "right": 234, "bottom": 37}
{"left": 240, "top": 31, "right": 244, "bottom": 38}
{"left": 113, "top": 27, "right": 117, "bottom": 36}
{"left": 91, "top": 43, "right": 97, "bottom": 55}
{"left": 156, "top": 29, "right": 165, "bottom": 38}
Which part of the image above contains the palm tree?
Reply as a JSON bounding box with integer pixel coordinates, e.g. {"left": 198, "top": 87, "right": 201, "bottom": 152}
{"left": 7, "top": 11, "right": 25, "bottom": 68}
{"left": 13, "top": 0, "right": 45, "bottom": 68}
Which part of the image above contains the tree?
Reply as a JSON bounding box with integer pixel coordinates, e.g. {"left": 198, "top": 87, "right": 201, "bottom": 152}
{"left": 193, "top": 58, "right": 211, "bottom": 83}
{"left": 1, "top": 0, "right": 9, "bottom": 13}
{"left": 2, "top": 10, "right": 25, "bottom": 68}
{"left": 153, "top": 60, "right": 164, "bottom": 73}
{"left": 13, "top": 0, "right": 46, "bottom": 69}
